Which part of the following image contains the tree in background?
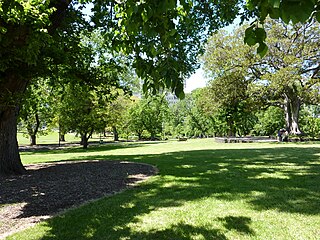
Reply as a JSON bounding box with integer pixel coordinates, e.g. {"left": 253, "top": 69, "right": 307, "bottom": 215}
{"left": 184, "top": 89, "right": 215, "bottom": 138}
{"left": 260, "top": 19, "right": 320, "bottom": 134}
{"left": 167, "top": 97, "right": 190, "bottom": 138}
{"left": 202, "top": 20, "right": 320, "bottom": 136}
{"left": 128, "top": 95, "right": 169, "bottom": 140}
{"left": 58, "top": 82, "right": 117, "bottom": 149}
{"left": 300, "top": 106, "right": 320, "bottom": 138}
{"left": 252, "top": 106, "right": 286, "bottom": 136}
{"left": 18, "top": 78, "right": 54, "bottom": 145}
{"left": 104, "top": 92, "right": 133, "bottom": 141}
{"left": 128, "top": 101, "right": 145, "bottom": 141}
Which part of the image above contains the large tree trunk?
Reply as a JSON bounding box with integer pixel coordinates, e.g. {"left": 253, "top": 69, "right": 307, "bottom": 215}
{"left": 80, "top": 134, "right": 89, "bottom": 149}
{"left": 0, "top": 0, "right": 71, "bottom": 175}
{"left": 0, "top": 106, "right": 26, "bottom": 175}
{"left": 59, "top": 134, "right": 65, "bottom": 142}
{"left": 137, "top": 132, "right": 142, "bottom": 140}
{"left": 0, "top": 70, "right": 29, "bottom": 175}
{"left": 284, "top": 91, "right": 302, "bottom": 135}
{"left": 113, "top": 126, "right": 119, "bottom": 141}
{"left": 290, "top": 98, "right": 302, "bottom": 135}
{"left": 30, "top": 134, "right": 37, "bottom": 146}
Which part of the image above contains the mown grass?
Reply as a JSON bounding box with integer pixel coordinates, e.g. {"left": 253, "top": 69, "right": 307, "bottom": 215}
{"left": 7, "top": 139, "right": 320, "bottom": 239}
{"left": 17, "top": 132, "right": 113, "bottom": 146}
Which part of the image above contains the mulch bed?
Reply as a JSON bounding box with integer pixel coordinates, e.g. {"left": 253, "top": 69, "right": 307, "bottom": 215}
{"left": 0, "top": 160, "right": 157, "bottom": 239}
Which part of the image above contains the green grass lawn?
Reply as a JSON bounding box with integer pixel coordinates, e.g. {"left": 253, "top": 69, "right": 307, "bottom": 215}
{"left": 8, "top": 139, "right": 320, "bottom": 239}
{"left": 17, "top": 132, "right": 114, "bottom": 146}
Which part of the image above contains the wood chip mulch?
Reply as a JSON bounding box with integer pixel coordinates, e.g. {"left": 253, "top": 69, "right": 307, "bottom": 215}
{"left": 0, "top": 160, "right": 157, "bottom": 239}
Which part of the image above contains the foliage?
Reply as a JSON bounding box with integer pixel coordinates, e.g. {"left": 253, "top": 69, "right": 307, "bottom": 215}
{"left": 300, "top": 106, "right": 320, "bottom": 138}
{"left": 18, "top": 78, "right": 54, "bottom": 145}
{"left": 202, "top": 20, "right": 320, "bottom": 135}
{"left": 167, "top": 97, "right": 190, "bottom": 138}
{"left": 244, "top": 0, "right": 320, "bottom": 56}
{"left": 252, "top": 106, "right": 286, "bottom": 136}
{"left": 92, "top": 0, "right": 242, "bottom": 97}
{"left": 103, "top": 91, "right": 133, "bottom": 141}
{"left": 128, "top": 95, "right": 169, "bottom": 140}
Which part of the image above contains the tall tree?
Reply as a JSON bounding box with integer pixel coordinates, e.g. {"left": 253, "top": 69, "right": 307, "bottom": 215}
{"left": 129, "top": 95, "right": 169, "bottom": 140}
{"left": 261, "top": 19, "right": 320, "bottom": 134}
{"left": 202, "top": 20, "right": 320, "bottom": 135}
{"left": 18, "top": 78, "right": 53, "bottom": 145}
{"left": 104, "top": 92, "right": 133, "bottom": 142}
{"left": 0, "top": 0, "right": 242, "bottom": 175}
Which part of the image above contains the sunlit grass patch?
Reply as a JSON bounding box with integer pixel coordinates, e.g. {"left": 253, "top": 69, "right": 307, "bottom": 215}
{"left": 7, "top": 139, "right": 320, "bottom": 239}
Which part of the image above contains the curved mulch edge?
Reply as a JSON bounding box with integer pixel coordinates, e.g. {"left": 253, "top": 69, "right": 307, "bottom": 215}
{"left": 0, "top": 160, "right": 158, "bottom": 239}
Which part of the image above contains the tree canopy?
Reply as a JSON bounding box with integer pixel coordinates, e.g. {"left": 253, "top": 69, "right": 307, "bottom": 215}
{"left": 1, "top": 0, "right": 320, "bottom": 175}
{"left": 244, "top": 0, "right": 320, "bottom": 56}
{"left": 202, "top": 19, "right": 320, "bottom": 135}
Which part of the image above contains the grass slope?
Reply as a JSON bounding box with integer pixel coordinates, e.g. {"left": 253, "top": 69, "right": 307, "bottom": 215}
{"left": 8, "top": 139, "right": 320, "bottom": 239}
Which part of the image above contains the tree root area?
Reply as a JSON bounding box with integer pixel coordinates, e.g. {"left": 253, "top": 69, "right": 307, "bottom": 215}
{"left": 0, "top": 160, "right": 157, "bottom": 239}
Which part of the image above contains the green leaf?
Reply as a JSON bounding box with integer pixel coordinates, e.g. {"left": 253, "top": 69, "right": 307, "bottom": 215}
{"left": 257, "top": 42, "right": 268, "bottom": 58}
{"left": 141, "top": 10, "right": 148, "bottom": 22}
{"left": 269, "top": 8, "right": 280, "bottom": 19}
{"left": 151, "top": 46, "right": 158, "bottom": 56}
{"left": 244, "top": 26, "right": 256, "bottom": 46}
{"left": 316, "top": 11, "right": 320, "bottom": 22}
{"left": 178, "top": 91, "right": 185, "bottom": 99}
{"left": 246, "top": 0, "right": 255, "bottom": 11}
{"left": 255, "top": 28, "right": 267, "bottom": 42}
{"left": 280, "top": 8, "right": 290, "bottom": 24}
{"left": 0, "top": 27, "right": 7, "bottom": 34}
{"left": 244, "top": 36, "right": 257, "bottom": 46}
{"left": 272, "top": 0, "right": 280, "bottom": 8}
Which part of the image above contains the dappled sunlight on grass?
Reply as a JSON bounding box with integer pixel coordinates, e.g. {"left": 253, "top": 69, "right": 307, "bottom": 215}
{"left": 10, "top": 139, "right": 320, "bottom": 239}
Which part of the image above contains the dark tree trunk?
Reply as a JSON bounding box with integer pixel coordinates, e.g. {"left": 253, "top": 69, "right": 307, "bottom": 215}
{"left": 137, "top": 132, "right": 142, "bottom": 140}
{"left": 59, "top": 124, "right": 66, "bottom": 141}
{"left": 113, "top": 126, "right": 119, "bottom": 141}
{"left": 0, "top": 70, "right": 29, "bottom": 175}
{"left": 0, "top": 106, "right": 26, "bottom": 175}
{"left": 227, "top": 120, "right": 236, "bottom": 137}
{"left": 59, "top": 134, "right": 65, "bottom": 142}
{"left": 30, "top": 134, "right": 37, "bottom": 146}
{"left": 0, "top": 0, "right": 72, "bottom": 175}
{"left": 28, "top": 113, "right": 40, "bottom": 146}
{"left": 80, "top": 129, "right": 93, "bottom": 149}
{"left": 150, "top": 132, "right": 156, "bottom": 141}
{"left": 81, "top": 134, "right": 88, "bottom": 149}
{"left": 284, "top": 91, "right": 302, "bottom": 135}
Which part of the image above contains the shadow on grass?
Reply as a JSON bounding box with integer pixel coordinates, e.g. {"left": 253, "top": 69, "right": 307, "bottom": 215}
{"left": 218, "top": 216, "right": 255, "bottom": 235}
{"left": 19, "top": 141, "right": 165, "bottom": 155}
{"left": 7, "top": 145, "right": 320, "bottom": 239}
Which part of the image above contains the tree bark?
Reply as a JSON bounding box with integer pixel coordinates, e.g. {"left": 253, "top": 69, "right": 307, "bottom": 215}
{"left": 284, "top": 91, "right": 302, "bottom": 135}
{"left": 28, "top": 113, "right": 40, "bottom": 146}
{"left": 113, "top": 126, "right": 119, "bottom": 141}
{"left": 0, "top": 106, "right": 26, "bottom": 175}
{"left": 137, "top": 132, "right": 142, "bottom": 140}
{"left": 0, "top": 70, "right": 29, "bottom": 175}
{"left": 30, "top": 134, "right": 37, "bottom": 146}
{"left": 59, "top": 134, "right": 65, "bottom": 142}
{"left": 81, "top": 134, "right": 88, "bottom": 149}
{"left": 0, "top": 0, "right": 71, "bottom": 175}
{"left": 290, "top": 98, "right": 302, "bottom": 134}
